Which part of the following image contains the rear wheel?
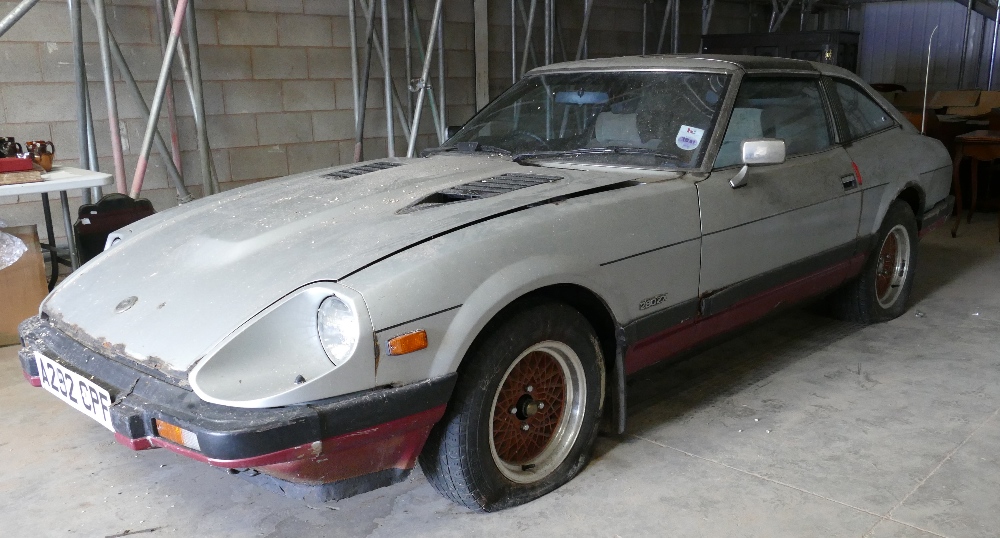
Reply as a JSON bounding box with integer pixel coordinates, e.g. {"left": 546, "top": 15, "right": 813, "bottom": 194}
{"left": 419, "top": 302, "right": 604, "bottom": 512}
{"left": 831, "top": 200, "right": 917, "bottom": 323}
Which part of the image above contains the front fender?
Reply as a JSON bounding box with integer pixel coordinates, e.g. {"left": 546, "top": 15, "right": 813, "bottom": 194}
{"left": 429, "top": 254, "right": 621, "bottom": 378}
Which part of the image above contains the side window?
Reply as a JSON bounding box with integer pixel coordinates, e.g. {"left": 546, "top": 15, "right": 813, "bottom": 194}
{"left": 833, "top": 80, "right": 894, "bottom": 139}
{"left": 715, "top": 78, "right": 833, "bottom": 169}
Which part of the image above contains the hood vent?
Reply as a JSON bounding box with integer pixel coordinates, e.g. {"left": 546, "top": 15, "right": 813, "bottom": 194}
{"left": 400, "top": 172, "right": 562, "bottom": 213}
{"left": 322, "top": 161, "right": 402, "bottom": 180}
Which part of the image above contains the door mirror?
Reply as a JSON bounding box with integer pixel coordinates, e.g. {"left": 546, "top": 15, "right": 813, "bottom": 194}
{"left": 741, "top": 138, "right": 786, "bottom": 165}
{"left": 730, "top": 139, "right": 786, "bottom": 189}
{"left": 446, "top": 125, "right": 463, "bottom": 140}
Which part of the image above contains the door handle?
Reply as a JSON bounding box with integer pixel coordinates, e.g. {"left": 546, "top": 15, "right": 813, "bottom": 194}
{"left": 840, "top": 174, "right": 858, "bottom": 190}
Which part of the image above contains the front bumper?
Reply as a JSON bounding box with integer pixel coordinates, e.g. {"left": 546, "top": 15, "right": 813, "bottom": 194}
{"left": 19, "top": 316, "right": 455, "bottom": 492}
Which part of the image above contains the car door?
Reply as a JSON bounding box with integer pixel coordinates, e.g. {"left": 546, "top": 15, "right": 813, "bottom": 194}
{"left": 696, "top": 76, "right": 863, "bottom": 315}
{"left": 827, "top": 77, "right": 951, "bottom": 240}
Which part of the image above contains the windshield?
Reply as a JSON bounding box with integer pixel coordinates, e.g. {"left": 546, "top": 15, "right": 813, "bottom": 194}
{"left": 447, "top": 70, "right": 729, "bottom": 169}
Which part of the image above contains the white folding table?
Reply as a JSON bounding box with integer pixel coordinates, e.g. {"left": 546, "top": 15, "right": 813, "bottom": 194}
{"left": 0, "top": 166, "right": 113, "bottom": 287}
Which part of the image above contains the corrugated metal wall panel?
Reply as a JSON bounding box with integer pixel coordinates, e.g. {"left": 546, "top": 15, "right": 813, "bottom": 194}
{"left": 976, "top": 17, "right": 998, "bottom": 88}
{"left": 859, "top": 0, "right": 996, "bottom": 91}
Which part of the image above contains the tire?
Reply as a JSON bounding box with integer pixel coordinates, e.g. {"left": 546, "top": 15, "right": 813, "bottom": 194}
{"left": 419, "top": 302, "right": 605, "bottom": 512}
{"left": 831, "top": 200, "right": 918, "bottom": 323}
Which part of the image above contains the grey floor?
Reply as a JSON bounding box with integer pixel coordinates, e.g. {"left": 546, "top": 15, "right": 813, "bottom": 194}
{"left": 1, "top": 217, "right": 998, "bottom": 538}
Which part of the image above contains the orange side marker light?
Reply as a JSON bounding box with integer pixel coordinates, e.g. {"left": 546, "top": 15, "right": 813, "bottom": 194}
{"left": 386, "top": 330, "right": 429, "bottom": 356}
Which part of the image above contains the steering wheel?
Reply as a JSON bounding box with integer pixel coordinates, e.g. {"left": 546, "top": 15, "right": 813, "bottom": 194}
{"left": 506, "top": 129, "right": 550, "bottom": 150}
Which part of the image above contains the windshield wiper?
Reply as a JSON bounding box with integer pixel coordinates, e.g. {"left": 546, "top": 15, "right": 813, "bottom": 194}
{"left": 421, "top": 142, "right": 511, "bottom": 157}
{"left": 512, "top": 147, "right": 613, "bottom": 163}
{"left": 512, "top": 146, "right": 683, "bottom": 165}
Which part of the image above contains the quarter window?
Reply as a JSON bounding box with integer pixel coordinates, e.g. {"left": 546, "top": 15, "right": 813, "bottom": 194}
{"left": 715, "top": 78, "right": 834, "bottom": 169}
{"left": 833, "top": 80, "right": 894, "bottom": 139}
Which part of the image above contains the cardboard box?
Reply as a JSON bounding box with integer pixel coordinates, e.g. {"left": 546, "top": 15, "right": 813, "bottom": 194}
{"left": 931, "top": 90, "right": 980, "bottom": 109}
{"left": 889, "top": 90, "right": 998, "bottom": 116}
{"left": 0, "top": 225, "right": 47, "bottom": 346}
{"left": 946, "top": 90, "right": 1000, "bottom": 117}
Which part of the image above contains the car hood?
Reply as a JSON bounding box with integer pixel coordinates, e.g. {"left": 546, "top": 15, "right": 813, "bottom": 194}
{"left": 43, "top": 154, "right": 654, "bottom": 372}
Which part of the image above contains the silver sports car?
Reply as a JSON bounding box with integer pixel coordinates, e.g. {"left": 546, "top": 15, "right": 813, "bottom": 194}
{"left": 19, "top": 55, "right": 953, "bottom": 512}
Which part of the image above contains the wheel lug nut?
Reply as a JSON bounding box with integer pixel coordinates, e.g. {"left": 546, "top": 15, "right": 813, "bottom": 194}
{"left": 526, "top": 385, "right": 533, "bottom": 392}
{"left": 521, "top": 424, "right": 530, "bottom": 431}
{"left": 510, "top": 407, "right": 517, "bottom": 414}
{"left": 537, "top": 402, "right": 544, "bottom": 409}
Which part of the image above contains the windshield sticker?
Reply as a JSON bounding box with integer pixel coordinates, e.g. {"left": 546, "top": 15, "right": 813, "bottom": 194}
{"left": 676, "top": 125, "right": 705, "bottom": 151}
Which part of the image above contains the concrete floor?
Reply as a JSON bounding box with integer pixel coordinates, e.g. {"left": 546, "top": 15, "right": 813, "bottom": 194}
{"left": 1, "top": 218, "right": 998, "bottom": 538}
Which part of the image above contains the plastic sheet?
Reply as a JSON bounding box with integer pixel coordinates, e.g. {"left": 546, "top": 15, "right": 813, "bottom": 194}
{"left": 0, "top": 219, "right": 27, "bottom": 271}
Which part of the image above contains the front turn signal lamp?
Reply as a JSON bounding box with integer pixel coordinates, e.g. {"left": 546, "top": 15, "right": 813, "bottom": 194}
{"left": 154, "top": 419, "right": 201, "bottom": 451}
{"left": 386, "top": 330, "right": 429, "bottom": 356}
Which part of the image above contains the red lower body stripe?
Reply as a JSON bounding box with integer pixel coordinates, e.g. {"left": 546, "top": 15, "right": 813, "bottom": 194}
{"left": 625, "top": 254, "right": 866, "bottom": 374}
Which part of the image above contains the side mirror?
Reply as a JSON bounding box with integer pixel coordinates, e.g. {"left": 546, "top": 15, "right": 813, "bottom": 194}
{"left": 741, "top": 138, "right": 785, "bottom": 165}
{"left": 730, "top": 138, "right": 786, "bottom": 188}
{"left": 445, "top": 125, "right": 463, "bottom": 140}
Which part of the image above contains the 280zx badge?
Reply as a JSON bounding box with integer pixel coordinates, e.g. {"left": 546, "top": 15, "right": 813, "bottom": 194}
{"left": 638, "top": 293, "right": 668, "bottom": 311}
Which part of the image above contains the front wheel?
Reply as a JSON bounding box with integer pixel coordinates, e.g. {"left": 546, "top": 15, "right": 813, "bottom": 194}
{"left": 419, "top": 302, "right": 605, "bottom": 512}
{"left": 831, "top": 200, "right": 918, "bottom": 323}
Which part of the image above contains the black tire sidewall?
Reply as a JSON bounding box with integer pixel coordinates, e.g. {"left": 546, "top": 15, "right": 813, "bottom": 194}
{"left": 425, "top": 302, "right": 605, "bottom": 511}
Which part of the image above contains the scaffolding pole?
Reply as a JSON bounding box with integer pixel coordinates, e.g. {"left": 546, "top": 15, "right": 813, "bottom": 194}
{"left": 67, "top": 0, "right": 99, "bottom": 204}
{"left": 657, "top": 0, "right": 674, "bottom": 54}
{"left": 520, "top": 0, "right": 539, "bottom": 76}
{"left": 959, "top": 0, "right": 973, "bottom": 88}
{"left": 770, "top": 0, "right": 796, "bottom": 32}
{"left": 93, "top": 0, "right": 128, "bottom": 195}
{"left": 85, "top": 0, "right": 189, "bottom": 200}
{"left": 406, "top": 0, "right": 446, "bottom": 157}
{"left": 129, "top": 0, "right": 189, "bottom": 199}
{"left": 576, "top": 0, "right": 594, "bottom": 61}
{"left": 703, "top": 0, "right": 715, "bottom": 37}
{"left": 512, "top": 0, "right": 518, "bottom": 82}
{"left": 357, "top": 0, "right": 414, "bottom": 144}
{"left": 154, "top": 0, "right": 183, "bottom": 178}
{"left": 990, "top": 1, "right": 1000, "bottom": 89}
{"left": 404, "top": 0, "right": 413, "bottom": 120}
{"left": 544, "top": 0, "right": 553, "bottom": 64}
{"left": 380, "top": 0, "right": 394, "bottom": 156}
{"left": 438, "top": 11, "right": 446, "bottom": 142}
{"left": 673, "top": 0, "right": 679, "bottom": 53}
{"left": 354, "top": 0, "right": 377, "bottom": 162}
{"left": 408, "top": 1, "right": 446, "bottom": 142}
{"left": 185, "top": 4, "right": 217, "bottom": 196}
{"left": 0, "top": 0, "right": 41, "bottom": 38}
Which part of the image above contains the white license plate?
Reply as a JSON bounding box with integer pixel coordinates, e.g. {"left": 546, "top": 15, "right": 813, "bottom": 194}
{"left": 34, "top": 351, "right": 115, "bottom": 432}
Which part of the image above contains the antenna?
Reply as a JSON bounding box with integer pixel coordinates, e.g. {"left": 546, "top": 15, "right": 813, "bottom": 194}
{"left": 922, "top": 25, "right": 939, "bottom": 134}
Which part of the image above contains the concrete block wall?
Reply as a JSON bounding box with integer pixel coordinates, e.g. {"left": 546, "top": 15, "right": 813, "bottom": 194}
{"left": 0, "top": 0, "right": 664, "bottom": 244}
{"left": 0, "top": 0, "right": 435, "bottom": 241}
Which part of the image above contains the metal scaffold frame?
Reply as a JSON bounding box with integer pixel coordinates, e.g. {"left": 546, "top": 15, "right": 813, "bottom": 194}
{"left": 13, "top": 0, "right": 998, "bottom": 200}
{"left": 1, "top": 0, "right": 699, "bottom": 195}
{"left": 0, "top": 0, "right": 217, "bottom": 204}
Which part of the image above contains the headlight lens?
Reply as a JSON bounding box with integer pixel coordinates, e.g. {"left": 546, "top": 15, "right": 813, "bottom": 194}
{"left": 317, "top": 295, "right": 360, "bottom": 365}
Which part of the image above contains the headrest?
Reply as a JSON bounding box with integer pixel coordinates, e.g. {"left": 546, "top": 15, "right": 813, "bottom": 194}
{"left": 594, "top": 112, "right": 641, "bottom": 144}
{"left": 725, "top": 107, "right": 763, "bottom": 141}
